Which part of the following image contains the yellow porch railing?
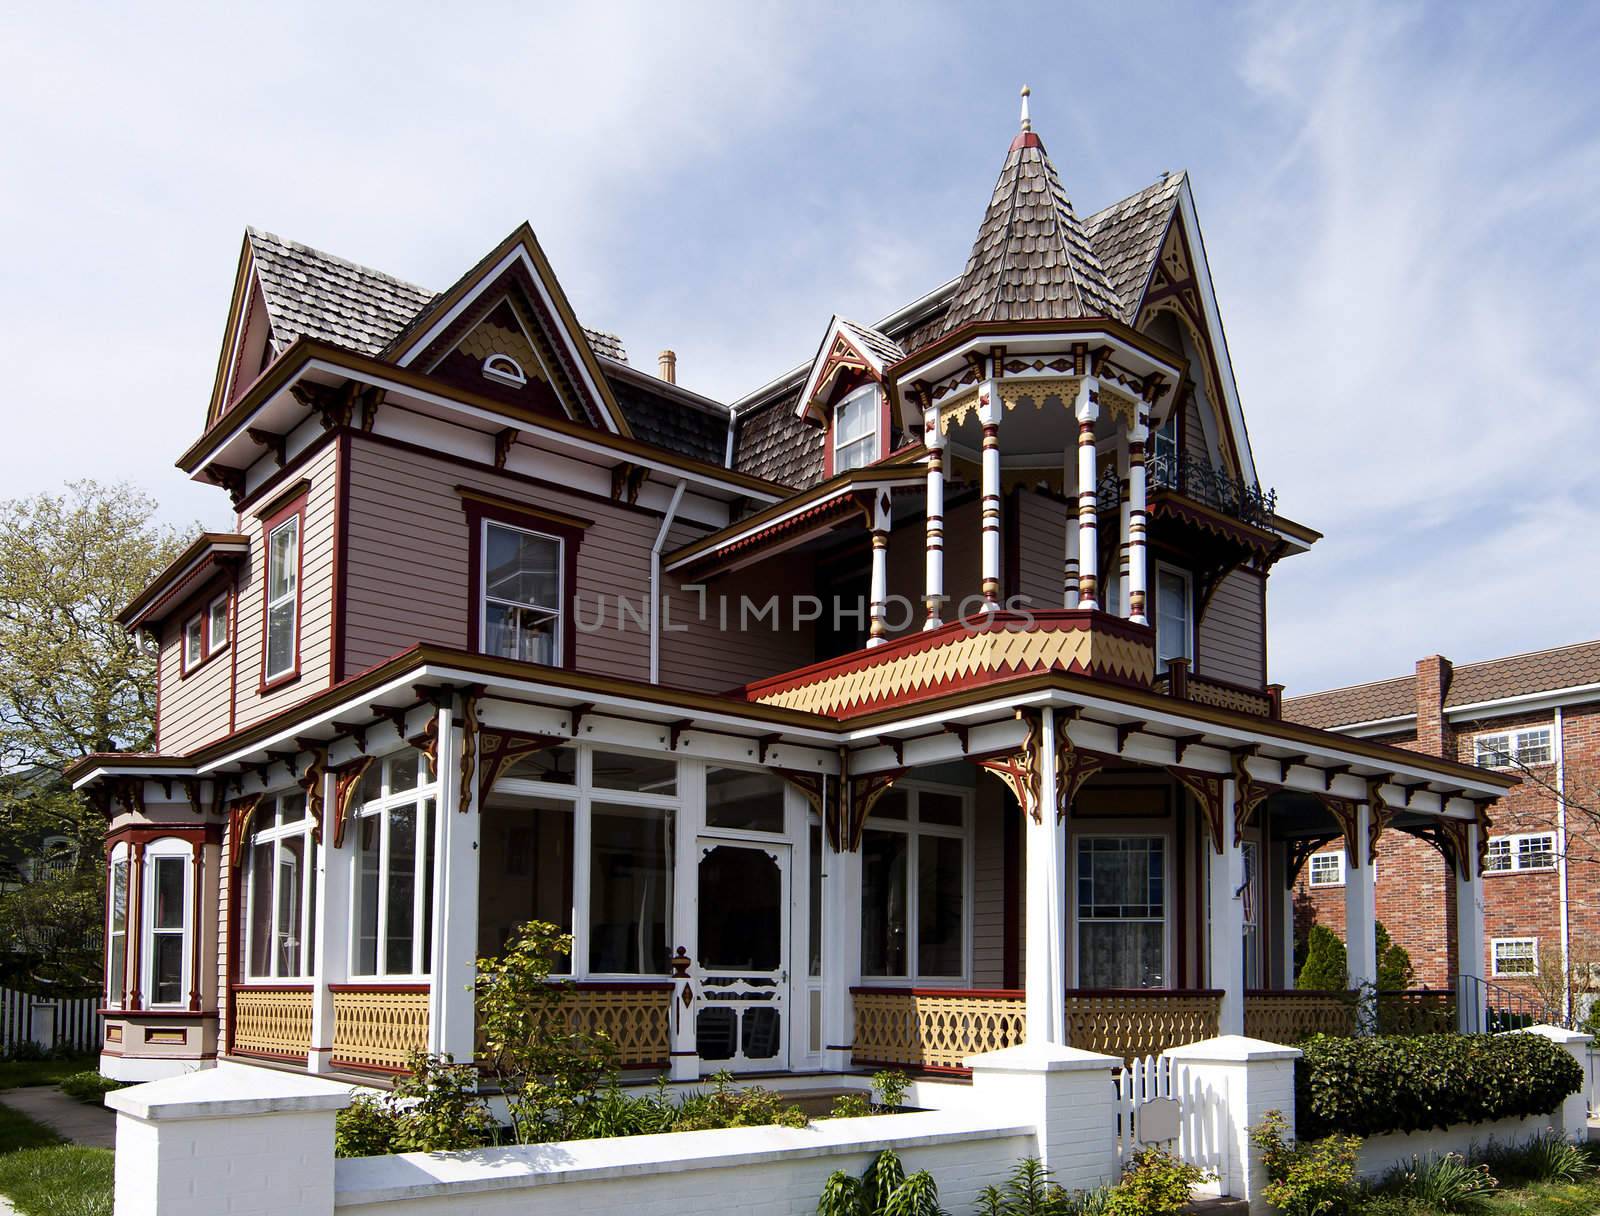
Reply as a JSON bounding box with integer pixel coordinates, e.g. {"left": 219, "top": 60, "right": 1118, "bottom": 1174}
{"left": 231, "top": 986, "right": 314, "bottom": 1060}
{"left": 1244, "top": 989, "right": 1357, "bottom": 1043}
{"left": 1064, "top": 990, "right": 1222, "bottom": 1062}
{"left": 852, "top": 987, "right": 1026, "bottom": 1072}
{"left": 554, "top": 983, "right": 672, "bottom": 1069}
{"left": 331, "top": 985, "right": 430, "bottom": 1072}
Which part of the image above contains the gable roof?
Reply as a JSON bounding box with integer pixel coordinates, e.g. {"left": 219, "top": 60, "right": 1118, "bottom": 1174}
{"left": 794, "top": 316, "right": 907, "bottom": 423}
{"left": 938, "top": 129, "right": 1122, "bottom": 335}
{"left": 1283, "top": 638, "right": 1600, "bottom": 730}
{"left": 1084, "top": 171, "right": 1186, "bottom": 325}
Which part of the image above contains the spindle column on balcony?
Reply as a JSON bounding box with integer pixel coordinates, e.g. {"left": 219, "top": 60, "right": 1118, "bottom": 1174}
{"left": 923, "top": 403, "right": 946, "bottom": 629}
{"left": 1073, "top": 379, "right": 1101, "bottom": 609}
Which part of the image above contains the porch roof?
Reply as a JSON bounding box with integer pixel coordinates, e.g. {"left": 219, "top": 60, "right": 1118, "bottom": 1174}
{"left": 70, "top": 641, "right": 1512, "bottom": 824}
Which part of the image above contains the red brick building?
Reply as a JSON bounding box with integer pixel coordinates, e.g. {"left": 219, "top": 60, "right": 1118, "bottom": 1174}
{"left": 1285, "top": 642, "right": 1600, "bottom": 1016}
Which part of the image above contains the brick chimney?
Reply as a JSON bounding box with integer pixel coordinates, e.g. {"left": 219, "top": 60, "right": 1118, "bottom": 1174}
{"left": 1415, "top": 654, "right": 1455, "bottom": 759}
{"left": 658, "top": 350, "right": 677, "bottom": 384}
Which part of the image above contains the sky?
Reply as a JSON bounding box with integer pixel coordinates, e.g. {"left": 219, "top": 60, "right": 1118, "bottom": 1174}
{"left": 2, "top": 1, "right": 1598, "bottom": 696}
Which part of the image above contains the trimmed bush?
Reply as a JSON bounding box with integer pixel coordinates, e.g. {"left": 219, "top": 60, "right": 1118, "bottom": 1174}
{"left": 58, "top": 1071, "right": 126, "bottom": 1103}
{"left": 1296, "top": 1032, "right": 1583, "bottom": 1139}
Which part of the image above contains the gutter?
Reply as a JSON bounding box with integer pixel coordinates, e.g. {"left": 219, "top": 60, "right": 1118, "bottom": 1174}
{"left": 649, "top": 481, "right": 688, "bottom": 684}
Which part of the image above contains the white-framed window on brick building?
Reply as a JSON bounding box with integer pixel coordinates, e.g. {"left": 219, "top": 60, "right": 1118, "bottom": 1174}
{"left": 1492, "top": 937, "right": 1538, "bottom": 977}
{"left": 1474, "top": 726, "right": 1553, "bottom": 768}
{"left": 1308, "top": 850, "right": 1345, "bottom": 888}
{"left": 1485, "top": 831, "right": 1557, "bottom": 874}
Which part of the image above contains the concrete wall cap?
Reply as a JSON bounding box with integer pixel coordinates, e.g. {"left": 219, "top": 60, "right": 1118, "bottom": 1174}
{"left": 1162, "top": 1034, "right": 1303, "bottom": 1064}
{"left": 965, "top": 1042, "right": 1123, "bottom": 1073}
{"left": 107, "top": 1061, "right": 358, "bottom": 1122}
{"left": 1511, "top": 1024, "right": 1594, "bottom": 1046}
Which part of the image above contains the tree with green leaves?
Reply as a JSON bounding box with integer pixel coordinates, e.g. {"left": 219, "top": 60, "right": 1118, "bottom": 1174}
{"left": 0, "top": 481, "right": 188, "bottom": 991}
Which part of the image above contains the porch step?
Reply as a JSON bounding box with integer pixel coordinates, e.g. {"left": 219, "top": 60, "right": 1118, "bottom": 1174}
{"left": 1183, "top": 1199, "right": 1247, "bottom": 1216}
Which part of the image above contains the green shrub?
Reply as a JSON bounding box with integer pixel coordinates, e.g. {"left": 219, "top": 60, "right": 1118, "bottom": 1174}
{"left": 1251, "top": 1109, "right": 1361, "bottom": 1216}
{"left": 58, "top": 1071, "right": 126, "bottom": 1103}
{"left": 871, "top": 1069, "right": 910, "bottom": 1113}
{"left": 333, "top": 1052, "right": 495, "bottom": 1157}
{"left": 334, "top": 1093, "right": 401, "bottom": 1159}
{"left": 1374, "top": 923, "right": 1415, "bottom": 993}
{"left": 816, "top": 1148, "right": 943, "bottom": 1216}
{"left": 1376, "top": 1153, "right": 1496, "bottom": 1212}
{"left": 975, "top": 1157, "right": 1108, "bottom": 1214}
{"left": 1299, "top": 925, "right": 1349, "bottom": 991}
{"left": 1296, "top": 1032, "right": 1583, "bottom": 1139}
{"left": 830, "top": 1092, "right": 872, "bottom": 1119}
{"left": 1103, "top": 1147, "right": 1205, "bottom": 1216}
{"left": 1480, "top": 1130, "right": 1595, "bottom": 1185}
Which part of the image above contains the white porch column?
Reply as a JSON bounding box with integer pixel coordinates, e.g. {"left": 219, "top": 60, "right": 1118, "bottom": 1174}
{"left": 1207, "top": 779, "right": 1246, "bottom": 1037}
{"left": 1455, "top": 850, "right": 1487, "bottom": 1033}
{"left": 308, "top": 770, "right": 345, "bottom": 1074}
{"left": 923, "top": 404, "right": 946, "bottom": 629}
{"left": 428, "top": 704, "right": 480, "bottom": 1063}
{"left": 1127, "top": 416, "right": 1149, "bottom": 625}
{"left": 1074, "top": 379, "right": 1101, "bottom": 610}
{"left": 1344, "top": 803, "right": 1378, "bottom": 1032}
{"left": 821, "top": 791, "right": 862, "bottom": 1072}
{"left": 1025, "top": 708, "right": 1068, "bottom": 1045}
{"left": 867, "top": 492, "right": 891, "bottom": 647}
{"left": 979, "top": 384, "right": 1003, "bottom": 610}
{"left": 1062, "top": 492, "right": 1080, "bottom": 608}
{"left": 670, "top": 759, "right": 703, "bottom": 1080}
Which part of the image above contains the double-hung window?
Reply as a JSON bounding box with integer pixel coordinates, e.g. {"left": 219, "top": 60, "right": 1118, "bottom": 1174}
{"left": 263, "top": 503, "right": 303, "bottom": 686}
{"left": 1076, "top": 835, "right": 1166, "bottom": 988}
{"left": 1474, "top": 727, "right": 1554, "bottom": 768}
{"left": 243, "top": 790, "right": 318, "bottom": 980}
{"left": 106, "top": 846, "right": 130, "bottom": 1007}
{"left": 481, "top": 521, "right": 564, "bottom": 666}
{"left": 353, "top": 749, "right": 438, "bottom": 979}
{"left": 833, "top": 385, "right": 880, "bottom": 473}
{"left": 1485, "top": 832, "right": 1557, "bottom": 874}
{"left": 860, "top": 786, "right": 970, "bottom": 982}
{"left": 1154, "top": 565, "right": 1193, "bottom": 672}
{"left": 1492, "top": 937, "right": 1538, "bottom": 977}
{"left": 142, "top": 839, "right": 192, "bottom": 1008}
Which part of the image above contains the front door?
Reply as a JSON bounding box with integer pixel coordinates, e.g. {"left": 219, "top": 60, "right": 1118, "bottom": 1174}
{"left": 695, "top": 839, "right": 789, "bottom": 1071}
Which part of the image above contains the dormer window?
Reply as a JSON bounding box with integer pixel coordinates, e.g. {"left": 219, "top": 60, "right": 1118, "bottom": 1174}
{"left": 482, "top": 354, "right": 528, "bottom": 387}
{"left": 833, "top": 384, "right": 880, "bottom": 473}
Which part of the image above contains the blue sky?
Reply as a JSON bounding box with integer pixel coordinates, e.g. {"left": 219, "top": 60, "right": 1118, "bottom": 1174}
{"left": 3, "top": 1, "right": 1598, "bottom": 694}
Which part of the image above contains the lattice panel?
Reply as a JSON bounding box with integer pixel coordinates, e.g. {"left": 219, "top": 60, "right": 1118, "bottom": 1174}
{"left": 556, "top": 987, "right": 671, "bottom": 1067}
{"left": 852, "top": 990, "right": 1025, "bottom": 1071}
{"left": 233, "top": 988, "right": 314, "bottom": 1058}
{"left": 1243, "top": 991, "right": 1356, "bottom": 1044}
{"left": 1064, "top": 992, "right": 1221, "bottom": 1063}
{"left": 332, "top": 989, "right": 430, "bottom": 1071}
{"left": 1186, "top": 677, "right": 1273, "bottom": 717}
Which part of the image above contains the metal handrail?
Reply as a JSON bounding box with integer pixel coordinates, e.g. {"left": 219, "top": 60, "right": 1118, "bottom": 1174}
{"left": 1147, "top": 451, "right": 1279, "bottom": 528}
{"left": 1458, "top": 973, "right": 1570, "bottom": 1033}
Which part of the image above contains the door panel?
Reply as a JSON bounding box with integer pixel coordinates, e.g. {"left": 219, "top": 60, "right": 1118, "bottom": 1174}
{"left": 695, "top": 841, "right": 788, "bottom": 1070}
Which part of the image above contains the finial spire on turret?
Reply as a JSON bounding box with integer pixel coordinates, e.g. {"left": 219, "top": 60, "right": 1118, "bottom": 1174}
{"left": 1019, "top": 84, "right": 1031, "bottom": 132}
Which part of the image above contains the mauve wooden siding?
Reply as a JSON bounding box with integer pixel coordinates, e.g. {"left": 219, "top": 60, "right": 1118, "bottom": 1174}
{"left": 971, "top": 780, "right": 1008, "bottom": 987}
{"left": 234, "top": 441, "right": 339, "bottom": 730}
{"left": 1196, "top": 566, "right": 1266, "bottom": 688}
{"left": 343, "top": 438, "right": 653, "bottom": 682}
{"left": 1015, "top": 490, "right": 1068, "bottom": 609}
{"left": 157, "top": 609, "right": 233, "bottom": 754}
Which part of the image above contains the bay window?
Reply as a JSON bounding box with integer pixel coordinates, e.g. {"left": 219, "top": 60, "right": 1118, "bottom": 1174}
{"left": 833, "top": 384, "right": 880, "bottom": 472}
{"left": 263, "top": 501, "right": 303, "bottom": 686}
{"left": 860, "top": 786, "right": 969, "bottom": 982}
{"left": 106, "top": 846, "right": 130, "bottom": 1006}
{"left": 242, "top": 789, "right": 317, "bottom": 980}
{"left": 1076, "top": 835, "right": 1166, "bottom": 989}
{"left": 142, "top": 839, "right": 193, "bottom": 1008}
{"left": 352, "top": 749, "right": 437, "bottom": 979}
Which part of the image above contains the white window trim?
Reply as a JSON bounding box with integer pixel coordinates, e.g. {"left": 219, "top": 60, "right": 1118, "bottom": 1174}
{"left": 1072, "top": 829, "right": 1172, "bottom": 989}
{"left": 1484, "top": 831, "right": 1558, "bottom": 875}
{"left": 832, "top": 384, "right": 881, "bottom": 473}
{"left": 1153, "top": 562, "right": 1193, "bottom": 673}
{"left": 140, "top": 838, "right": 193, "bottom": 1010}
{"left": 1474, "top": 726, "right": 1554, "bottom": 769}
{"left": 479, "top": 519, "right": 565, "bottom": 667}
{"left": 1492, "top": 936, "right": 1539, "bottom": 977}
{"left": 182, "top": 591, "right": 232, "bottom": 676}
{"left": 1309, "top": 849, "right": 1346, "bottom": 888}
{"left": 349, "top": 751, "right": 441, "bottom": 982}
{"left": 482, "top": 353, "right": 527, "bottom": 387}
{"left": 490, "top": 744, "right": 680, "bottom": 981}
{"left": 207, "top": 590, "right": 230, "bottom": 653}
{"left": 242, "top": 789, "right": 318, "bottom": 981}
{"left": 264, "top": 513, "right": 301, "bottom": 682}
{"left": 855, "top": 781, "right": 974, "bottom": 987}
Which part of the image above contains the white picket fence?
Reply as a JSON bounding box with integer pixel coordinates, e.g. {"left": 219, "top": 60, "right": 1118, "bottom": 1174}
{"left": 0, "top": 988, "right": 99, "bottom": 1054}
{"left": 1113, "top": 1053, "right": 1230, "bottom": 1187}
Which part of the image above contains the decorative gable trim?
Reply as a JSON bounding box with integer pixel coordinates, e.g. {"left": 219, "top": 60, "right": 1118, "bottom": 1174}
{"left": 387, "top": 225, "right": 632, "bottom": 438}
{"left": 795, "top": 316, "right": 904, "bottom": 425}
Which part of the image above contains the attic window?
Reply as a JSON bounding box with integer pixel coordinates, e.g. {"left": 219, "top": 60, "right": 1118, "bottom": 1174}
{"left": 482, "top": 354, "right": 527, "bottom": 387}
{"left": 833, "top": 384, "right": 880, "bottom": 473}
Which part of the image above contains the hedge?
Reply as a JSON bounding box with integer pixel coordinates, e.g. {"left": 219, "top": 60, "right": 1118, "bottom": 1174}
{"left": 1295, "top": 1032, "right": 1583, "bottom": 1139}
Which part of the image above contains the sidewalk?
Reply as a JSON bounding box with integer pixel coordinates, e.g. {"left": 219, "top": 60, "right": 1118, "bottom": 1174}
{"left": 0, "top": 1085, "right": 115, "bottom": 1149}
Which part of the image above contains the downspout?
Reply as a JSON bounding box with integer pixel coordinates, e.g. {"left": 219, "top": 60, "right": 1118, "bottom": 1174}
{"left": 1556, "top": 705, "right": 1572, "bottom": 1023}
{"left": 649, "top": 480, "right": 688, "bottom": 685}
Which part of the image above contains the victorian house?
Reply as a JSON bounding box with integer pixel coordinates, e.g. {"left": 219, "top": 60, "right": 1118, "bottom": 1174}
{"left": 75, "top": 96, "right": 1511, "bottom": 1083}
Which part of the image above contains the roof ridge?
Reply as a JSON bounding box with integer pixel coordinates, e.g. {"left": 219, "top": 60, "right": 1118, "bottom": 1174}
{"left": 1449, "top": 637, "right": 1600, "bottom": 673}
{"left": 246, "top": 227, "right": 435, "bottom": 297}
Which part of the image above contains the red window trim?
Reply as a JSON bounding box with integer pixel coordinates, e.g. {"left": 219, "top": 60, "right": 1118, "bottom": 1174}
{"left": 178, "top": 585, "right": 233, "bottom": 680}
{"left": 259, "top": 492, "right": 308, "bottom": 694}
{"left": 463, "top": 495, "right": 584, "bottom": 671}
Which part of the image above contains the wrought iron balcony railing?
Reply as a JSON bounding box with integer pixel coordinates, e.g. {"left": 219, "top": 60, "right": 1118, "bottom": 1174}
{"left": 1094, "top": 453, "right": 1279, "bottom": 528}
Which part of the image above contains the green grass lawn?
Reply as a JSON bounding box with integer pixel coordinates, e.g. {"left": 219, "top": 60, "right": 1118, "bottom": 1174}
{"left": 1477, "top": 1176, "right": 1600, "bottom": 1214}
{"left": 0, "top": 1057, "right": 98, "bottom": 1093}
{"left": 0, "top": 1059, "right": 115, "bottom": 1216}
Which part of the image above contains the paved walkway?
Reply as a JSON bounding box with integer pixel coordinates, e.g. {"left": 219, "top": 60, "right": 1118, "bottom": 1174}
{"left": 0, "top": 1085, "right": 115, "bottom": 1149}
